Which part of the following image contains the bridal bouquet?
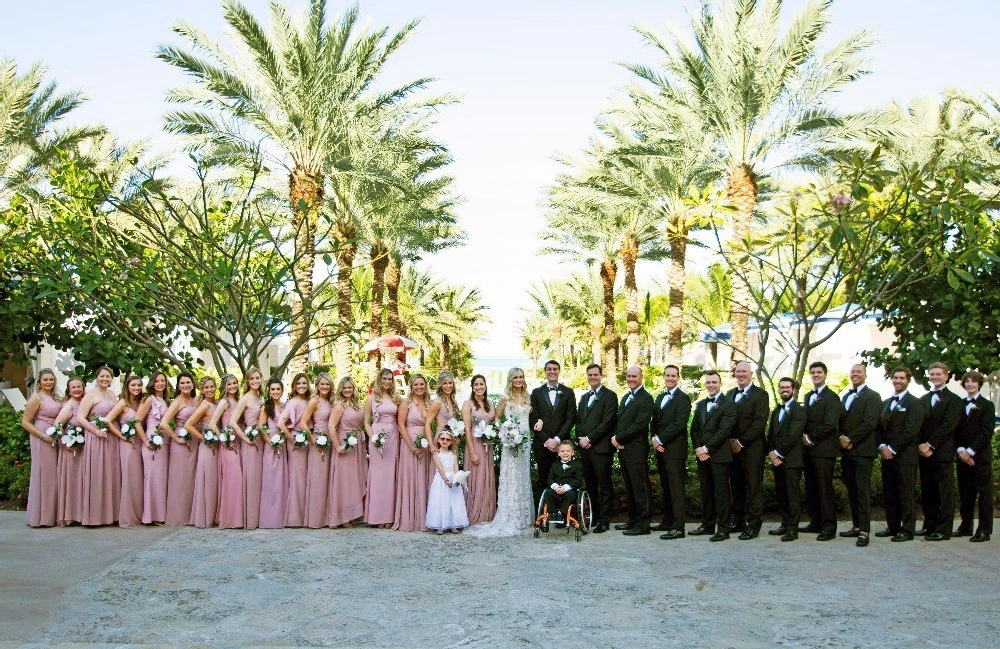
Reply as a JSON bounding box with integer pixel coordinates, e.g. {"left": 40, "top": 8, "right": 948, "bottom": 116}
{"left": 340, "top": 430, "right": 359, "bottom": 452}
{"left": 498, "top": 417, "right": 527, "bottom": 456}
{"left": 46, "top": 424, "right": 64, "bottom": 447}
{"left": 314, "top": 433, "right": 330, "bottom": 460}
{"left": 219, "top": 426, "right": 236, "bottom": 449}
{"left": 61, "top": 427, "right": 86, "bottom": 456}
{"left": 176, "top": 428, "right": 191, "bottom": 446}
{"left": 413, "top": 432, "right": 430, "bottom": 450}
{"left": 244, "top": 425, "right": 261, "bottom": 443}
{"left": 371, "top": 429, "right": 388, "bottom": 457}
{"left": 148, "top": 432, "right": 164, "bottom": 459}
{"left": 473, "top": 419, "right": 498, "bottom": 442}
{"left": 293, "top": 429, "right": 309, "bottom": 449}
{"left": 92, "top": 415, "right": 110, "bottom": 433}
{"left": 269, "top": 431, "right": 285, "bottom": 455}
{"left": 202, "top": 429, "right": 220, "bottom": 450}
{"left": 120, "top": 418, "right": 140, "bottom": 441}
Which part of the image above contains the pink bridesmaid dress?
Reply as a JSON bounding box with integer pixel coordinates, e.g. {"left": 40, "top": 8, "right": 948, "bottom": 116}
{"left": 281, "top": 397, "right": 309, "bottom": 527}
{"left": 190, "top": 410, "right": 219, "bottom": 528}
{"left": 392, "top": 402, "right": 430, "bottom": 531}
{"left": 259, "top": 404, "right": 287, "bottom": 529}
{"left": 141, "top": 396, "right": 169, "bottom": 524}
{"left": 117, "top": 406, "right": 144, "bottom": 528}
{"left": 304, "top": 398, "right": 332, "bottom": 529}
{"left": 80, "top": 399, "right": 120, "bottom": 526}
{"left": 56, "top": 399, "right": 84, "bottom": 526}
{"left": 241, "top": 403, "right": 263, "bottom": 529}
{"left": 463, "top": 401, "right": 497, "bottom": 525}
{"left": 364, "top": 396, "right": 399, "bottom": 525}
{"left": 26, "top": 393, "right": 61, "bottom": 527}
{"left": 217, "top": 402, "right": 244, "bottom": 529}
{"left": 165, "top": 403, "right": 199, "bottom": 526}
{"left": 327, "top": 404, "right": 367, "bottom": 527}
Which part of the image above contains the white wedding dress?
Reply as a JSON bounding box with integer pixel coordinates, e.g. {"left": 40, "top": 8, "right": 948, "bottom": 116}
{"left": 464, "top": 402, "right": 534, "bottom": 537}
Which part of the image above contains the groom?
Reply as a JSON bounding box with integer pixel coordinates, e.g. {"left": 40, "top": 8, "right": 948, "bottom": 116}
{"left": 530, "top": 359, "right": 577, "bottom": 498}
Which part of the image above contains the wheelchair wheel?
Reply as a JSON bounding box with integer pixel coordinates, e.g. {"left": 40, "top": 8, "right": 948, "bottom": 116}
{"left": 534, "top": 491, "right": 547, "bottom": 536}
{"left": 578, "top": 490, "right": 593, "bottom": 534}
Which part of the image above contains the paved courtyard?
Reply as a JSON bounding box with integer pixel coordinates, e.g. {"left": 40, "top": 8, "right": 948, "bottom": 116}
{"left": 1, "top": 511, "right": 997, "bottom": 648}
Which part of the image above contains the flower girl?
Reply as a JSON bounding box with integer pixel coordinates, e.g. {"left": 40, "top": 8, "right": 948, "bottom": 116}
{"left": 425, "top": 427, "right": 469, "bottom": 534}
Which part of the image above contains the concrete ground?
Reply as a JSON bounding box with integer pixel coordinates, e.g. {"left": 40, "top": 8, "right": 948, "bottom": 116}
{"left": 1, "top": 511, "right": 997, "bottom": 649}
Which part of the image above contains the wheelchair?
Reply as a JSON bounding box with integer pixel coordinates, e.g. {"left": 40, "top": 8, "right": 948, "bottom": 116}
{"left": 533, "top": 488, "right": 593, "bottom": 541}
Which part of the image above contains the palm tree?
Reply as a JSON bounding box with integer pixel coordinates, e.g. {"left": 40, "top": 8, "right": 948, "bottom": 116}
{"left": 525, "top": 280, "right": 573, "bottom": 368}
{"left": 551, "top": 270, "right": 605, "bottom": 365}
{"left": 433, "top": 285, "right": 490, "bottom": 372}
{"left": 625, "top": 0, "right": 879, "bottom": 365}
{"left": 158, "top": 0, "right": 448, "bottom": 375}
{"left": 518, "top": 316, "right": 551, "bottom": 374}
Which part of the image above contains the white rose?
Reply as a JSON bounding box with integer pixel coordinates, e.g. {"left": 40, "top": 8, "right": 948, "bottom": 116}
{"left": 294, "top": 433, "right": 306, "bottom": 444}
{"left": 317, "top": 435, "right": 329, "bottom": 446}
{"left": 420, "top": 439, "right": 429, "bottom": 448}
{"left": 46, "top": 426, "right": 57, "bottom": 436}
{"left": 270, "top": 434, "right": 282, "bottom": 444}
{"left": 75, "top": 435, "right": 86, "bottom": 444}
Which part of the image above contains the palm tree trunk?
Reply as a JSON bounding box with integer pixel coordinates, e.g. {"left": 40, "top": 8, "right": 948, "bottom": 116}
{"left": 590, "top": 320, "right": 602, "bottom": 365}
{"left": 334, "top": 225, "right": 357, "bottom": 377}
{"left": 599, "top": 258, "right": 618, "bottom": 382}
{"left": 288, "top": 166, "right": 322, "bottom": 377}
{"left": 369, "top": 242, "right": 389, "bottom": 369}
{"left": 666, "top": 219, "right": 689, "bottom": 366}
{"left": 622, "top": 234, "right": 640, "bottom": 367}
{"left": 385, "top": 254, "right": 402, "bottom": 335}
{"left": 726, "top": 164, "right": 758, "bottom": 369}
{"left": 440, "top": 334, "right": 451, "bottom": 370}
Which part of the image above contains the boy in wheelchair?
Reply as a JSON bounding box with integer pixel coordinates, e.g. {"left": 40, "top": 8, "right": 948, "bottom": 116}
{"left": 536, "top": 441, "right": 585, "bottom": 531}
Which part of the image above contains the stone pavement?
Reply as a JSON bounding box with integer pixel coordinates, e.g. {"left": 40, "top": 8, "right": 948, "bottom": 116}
{"left": 1, "top": 511, "right": 997, "bottom": 648}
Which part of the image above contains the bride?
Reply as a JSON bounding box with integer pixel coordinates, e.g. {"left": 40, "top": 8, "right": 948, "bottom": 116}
{"left": 465, "top": 367, "right": 533, "bottom": 537}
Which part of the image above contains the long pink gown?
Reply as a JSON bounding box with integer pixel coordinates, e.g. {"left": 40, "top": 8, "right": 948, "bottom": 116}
{"left": 190, "top": 405, "right": 219, "bottom": 528}
{"left": 241, "top": 403, "right": 263, "bottom": 529}
{"left": 56, "top": 399, "right": 84, "bottom": 526}
{"left": 80, "top": 398, "right": 120, "bottom": 526}
{"left": 259, "top": 403, "right": 287, "bottom": 529}
{"left": 141, "top": 396, "right": 169, "bottom": 524}
{"left": 165, "top": 403, "right": 198, "bottom": 526}
{"left": 281, "top": 398, "right": 309, "bottom": 527}
{"left": 117, "top": 407, "right": 144, "bottom": 528}
{"left": 364, "top": 396, "right": 399, "bottom": 525}
{"left": 463, "top": 401, "right": 497, "bottom": 526}
{"left": 327, "top": 405, "right": 367, "bottom": 527}
{"left": 217, "top": 401, "right": 244, "bottom": 529}
{"left": 26, "top": 393, "right": 61, "bottom": 527}
{"left": 305, "top": 399, "right": 332, "bottom": 529}
{"left": 392, "top": 402, "right": 430, "bottom": 531}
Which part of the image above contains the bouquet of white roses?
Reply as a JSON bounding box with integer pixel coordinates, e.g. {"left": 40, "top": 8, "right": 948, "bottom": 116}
{"left": 176, "top": 427, "right": 191, "bottom": 450}
{"left": 92, "top": 415, "right": 109, "bottom": 433}
{"left": 60, "top": 426, "right": 87, "bottom": 457}
{"left": 293, "top": 429, "right": 309, "bottom": 449}
{"left": 413, "top": 432, "right": 430, "bottom": 450}
{"left": 269, "top": 431, "right": 285, "bottom": 455}
{"left": 202, "top": 428, "right": 220, "bottom": 451}
{"left": 46, "top": 424, "right": 64, "bottom": 447}
{"left": 219, "top": 426, "right": 236, "bottom": 449}
{"left": 498, "top": 417, "right": 527, "bottom": 456}
{"left": 314, "top": 432, "right": 330, "bottom": 460}
{"left": 371, "top": 429, "right": 388, "bottom": 457}
{"left": 340, "top": 430, "right": 359, "bottom": 452}
{"left": 473, "top": 419, "right": 498, "bottom": 442}
{"left": 148, "top": 433, "right": 164, "bottom": 459}
{"left": 244, "top": 425, "right": 261, "bottom": 443}
{"left": 120, "top": 418, "right": 140, "bottom": 441}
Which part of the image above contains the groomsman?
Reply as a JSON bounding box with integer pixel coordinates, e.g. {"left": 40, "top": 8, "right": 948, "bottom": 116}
{"left": 954, "top": 370, "right": 994, "bottom": 542}
{"left": 689, "top": 371, "right": 737, "bottom": 542}
{"left": 611, "top": 366, "right": 655, "bottom": 536}
{"left": 800, "top": 362, "right": 844, "bottom": 541}
{"left": 574, "top": 363, "right": 618, "bottom": 534}
{"left": 766, "top": 377, "right": 806, "bottom": 541}
{"left": 875, "top": 367, "right": 925, "bottom": 542}
{"left": 650, "top": 365, "right": 692, "bottom": 540}
{"left": 529, "top": 360, "right": 578, "bottom": 498}
{"left": 725, "top": 361, "right": 769, "bottom": 539}
{"left": 837, "top": 363, "right": 883, "bottom": 547}
{"left": 917, "top": 362, "right": 963, "bottom": 541}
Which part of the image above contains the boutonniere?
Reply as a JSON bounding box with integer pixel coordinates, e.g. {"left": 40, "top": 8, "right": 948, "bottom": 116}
{"left": 969, "top": 403, "right": 979, "bottom": 412}
{"left": 897, "top": 407, "right": 907, "bottom": 413}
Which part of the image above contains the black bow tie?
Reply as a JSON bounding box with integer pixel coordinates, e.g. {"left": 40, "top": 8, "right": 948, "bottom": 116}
{"left": 708, "top": 397, "right": 717, "bottom": 403}
{"left": 735, "top": 388, "right": 744, "bottom": 394}
{"left": 848, "top": 388, "right": 858, "bottom": 394}
{"left": 892, "top": 395, "right": 901, "bottom": 402}
{"left": 966, "top": 398, "right": 975, "bottom": 404}
{"left": 931, "top": 390, "right": 941, "bottom": 395}
{"left": 589, "top": 390, "right": 597, "bottom": 397}
{"left": 548, "top": 386, "right": 558, "bottom": 391}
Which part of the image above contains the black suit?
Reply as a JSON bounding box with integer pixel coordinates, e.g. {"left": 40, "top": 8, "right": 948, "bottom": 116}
{"left": 690, "top": 394, "right": 736, "bottom": 533}
{"left": 726, "top": 384, "right": 769, "bottom": 532}
{"left": 955, "top": 395, "right": 995, "bottom": 535}
{"left": 767, "top": 399, "right": 806, "bottom": 529}
{"left": 529, "top": 383, "right": 577, "bottom": 497}
{"left": 651, "top": 388, "right": 692, "bottom": 531}
{"left": 574, "top": 385, "right": 618, "bottom": 525}
{"left": 917, "top": 389, "right": 963, "bottom": 535}
{"left": 878, "top": 392, "right": 925, "bottom": 537}
{"left": 802, "top": 386, "right": 844, "bottom": 534}
{"left": 615, "top": 387, "right": 655, "bottom": 531}
{"left": 839, "top": 385, "right": 882, "bottom": 533}
{"left": 544, "top": 458, "right": 586, "bottom": 514}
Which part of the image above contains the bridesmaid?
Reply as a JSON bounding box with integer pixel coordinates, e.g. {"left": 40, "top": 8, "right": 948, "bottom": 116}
{"left": 22, "top": 368, "right": 62, "bottom": 527}
{"left": 258, "top": 377, "right": 287, "bottom": 529}
{"left": 105, "top": 375, "right": 145, "bottom": 528}
{"left": 161, "top": 372, "right": 199, "bottom": 526}
{"left": 55, "top": 376, "right": 86, "bottom": 526}
{"left": 364, "top": 368, "right": 400, "bottom": 528}
{"left": 393, "top": 373, "right": 431, "bottom": 531}
{"left": 463, "top": 374, "right": 497, "bottom": 525}
{"left": 230, "top": 368, "right": 264, "bottom": 529}
{"left": 187, "top": 376, "right": 219, "bottom": 528}
{"left": 209, "top": 374, "right": 244, "bottom": 530}
{"left": 136, "top": 371, "right": 170, "bottom": 524}
{"left": 327, "top": 376, "right": 367, "bottom": 528}
{"left": 300, "top": 373, "right": 333, "bottom": 529}
{"left": 76, "top": 366, "right": 121, "bottom": 526}
{"left": 426, "top": 370, "right": 459, "bottom": 479}
{"left": 281, "top": 373, "right": 311, "bottom": 527}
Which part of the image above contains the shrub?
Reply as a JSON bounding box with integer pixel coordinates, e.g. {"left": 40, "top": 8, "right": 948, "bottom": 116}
{"left": 0, "top": 404, "right": 30, "bottom": 505}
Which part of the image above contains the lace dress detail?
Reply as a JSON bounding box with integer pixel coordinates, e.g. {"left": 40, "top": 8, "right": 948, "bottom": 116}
{"left": 464, "top": 402, "right": 533, "bottom": 537}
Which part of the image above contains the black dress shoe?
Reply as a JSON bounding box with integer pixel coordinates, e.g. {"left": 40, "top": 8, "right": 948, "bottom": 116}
{"left": 816, "top": 532, "right": 836, "bottom": 541}
{"left": 856, "top": 534, "right": 869, "bottom": 547}
{"left": 614, "top": 523, "right": 633, "bottom": 531}
{"left": 797, "top": 525, "right": 821, "bottom": 533}
{"left": 924, "top": 532, "right": 950, "bottom": 541}
{"left": 729, "top": 522, "right": 746, "bottom": 533}
{"left": 874, "top": 528, "right": 895, "bottom": 538}
{"left": 689, "top": 525, "right": 714, "bottom": 536}
{"left": 839, "top": 528, "right": 860, "bottom": 538}
{"left": 914, "top": 528, "right": 929, "bottom": 536}
{"left": 592, "top": 522, "right": 610, "bottom": 534}
{"left": 623, "top": 527, "right": 650, "bottom": 536}
{"left": 780, "top": 530, "right": 798, "bottom": 542}
{"left": 709, "top": 532, "right": 730, "bottom": 542}
{"left": 953, "top": 525, "right": 973, "bottom": 537}
{"left": 659, "top": 529, "right": 685, "bottom": 540}
{"left": 738, "top": 529, "right": 759, "bottom": 540}
{"left": 768, "top": 526, "right": 787, "bottom": 536}
{"left": 970, "top": 533, "right": 991, "bottom": 542}
{"left": 890, "top": 533, "right": 912, "bottom": 542}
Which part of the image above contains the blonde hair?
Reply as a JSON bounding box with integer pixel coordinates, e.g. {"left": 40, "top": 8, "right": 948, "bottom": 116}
{"left": 243, "top": 367, "right": 262, "bottom": 396}
{"left": 407, "top": 373, "right": 430, "bottom": 407}
{"left": 315, "top": 373, "right": 334, "bottom": 402}
{"left": 435, "top": 371, "right": 458, "bottom": 415}
{"left": 371, "top": 368, "right": 399, "bottom": 404}
{"left": 504, "top": 367, "right": 529, "bottom": 406}
{"left": 334, "top": 376, "right": 362, "bottom": 411}
{"left": 220, "top": 374, "right": 240, "bottom": 400}
{"left": 199, "top": 376, "right": 218, "bottom": 403}
{"left": 35, "top": 368, "right": 63, "bottom": 401}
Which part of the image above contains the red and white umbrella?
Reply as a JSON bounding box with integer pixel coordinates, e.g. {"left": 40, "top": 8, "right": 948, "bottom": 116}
{"left": 362, "top": 334, "right": 420, "bottom": 353}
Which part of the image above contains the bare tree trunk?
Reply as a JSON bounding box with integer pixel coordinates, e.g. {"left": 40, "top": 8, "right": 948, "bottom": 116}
{"left": 599, "top": 258, "right": 618, "bottom": 384}
{"left": 622, "top": 234, "right": 640, "bottom": 367}
{"left": 726, "top": 164, "right": 758, "bottom": 370}
{"left": 666, "top": 221, "right": 688, "bottom": 366}
{"left": 385, "top": 254, "right": 402, "bottom": 335}
{"left": 288, "top": 165, "right": 322, "bottom": 377}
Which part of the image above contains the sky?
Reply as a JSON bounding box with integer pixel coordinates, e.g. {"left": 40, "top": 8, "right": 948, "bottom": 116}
{"left": 5, "top": 0, "right": 1000, "bottom": 359}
